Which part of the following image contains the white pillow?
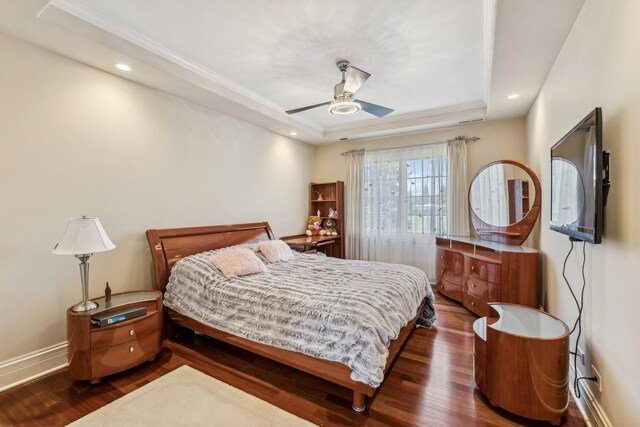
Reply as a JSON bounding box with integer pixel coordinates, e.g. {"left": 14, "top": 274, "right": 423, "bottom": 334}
{"left": 256, "top": 240, "right": 294, "bottom": 263}
{"left": 210, "top": 248, "right": 267, "bottom": 278}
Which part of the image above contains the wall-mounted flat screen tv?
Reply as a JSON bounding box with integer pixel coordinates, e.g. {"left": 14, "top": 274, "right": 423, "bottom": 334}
{"left": 550, "top": 108, "right": 604, "bottom": 244}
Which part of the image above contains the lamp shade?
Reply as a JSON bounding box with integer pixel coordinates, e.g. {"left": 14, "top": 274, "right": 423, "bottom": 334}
{"left": 52, "top": 217, "right": 116, "bottom": 255}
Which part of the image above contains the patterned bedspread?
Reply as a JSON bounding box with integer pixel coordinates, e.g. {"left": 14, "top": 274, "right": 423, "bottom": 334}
{"left": 164, "top": 247, "right": 435, "bottom": 387}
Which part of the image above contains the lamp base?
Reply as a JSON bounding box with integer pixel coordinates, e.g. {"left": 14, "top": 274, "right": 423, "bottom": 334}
{"left": 72, "top": 300, "right": 99, "bottom": 312}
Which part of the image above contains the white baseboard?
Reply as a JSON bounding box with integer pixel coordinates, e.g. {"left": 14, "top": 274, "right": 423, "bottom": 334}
{"left": 0, "top": 342, "right": 68, "bottom": 393}
{"left": 569, "top": 361, "right": 612, "bottom": 427}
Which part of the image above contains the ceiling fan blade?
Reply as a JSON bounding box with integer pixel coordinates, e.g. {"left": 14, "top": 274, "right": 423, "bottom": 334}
{"left": 357, "top": 100, "right": 394, "bottom": 118}
{"left": 343, "top": 66, "right": 371, "bottom": 95}
{"left": 285, "top": 101, "right": 331, "bottom": 115}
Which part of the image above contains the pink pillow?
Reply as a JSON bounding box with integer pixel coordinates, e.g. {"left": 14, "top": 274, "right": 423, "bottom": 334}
{"left": 256, "top": 240, "right": 294, "bottom": 263}
{"left": 210, "top": 248, "right": 267, "bottom": 278}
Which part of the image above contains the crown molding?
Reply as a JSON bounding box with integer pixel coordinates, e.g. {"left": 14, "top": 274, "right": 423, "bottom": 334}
{"left": 41, "top": 1, "right": 494, "bottom": 144}
{"left": 324, "top": 104, "right": 487, "bottom": 141}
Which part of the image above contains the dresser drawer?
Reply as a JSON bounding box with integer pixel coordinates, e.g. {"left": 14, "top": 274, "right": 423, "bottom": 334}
{"left": 436, "top": 248, "right": 464, "bottom": 286}
{"left": 90, "top": 330, "right": 161, "bottom": 379}
{"left": 467, "top": 258, "right": 502, "bottom": 284}
{"left": 91, "top": 312, "right": 160, "bottom": 350}
{"left": 439, "top": 278, "right": 463, "bottom": 301}
{"left": 438, "top": 249, "right": 464, "bottom": 270}
{"left": 463, "top": 291, "right": 489, "bottom": 317}
{"left": 466, "top": 276, "right": 501, "bottom": 301}
{"left": 442, "top": 267, "right": 464, "bottom": 286}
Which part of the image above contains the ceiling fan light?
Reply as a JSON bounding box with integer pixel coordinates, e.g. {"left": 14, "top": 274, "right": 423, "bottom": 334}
{"left": 328, "top": 100, "right": 361, "bottom": 116}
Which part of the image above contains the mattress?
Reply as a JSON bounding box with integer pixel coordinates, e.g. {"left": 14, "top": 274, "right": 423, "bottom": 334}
{"left": 163, "top": 246, "right": 435, "bottom": 387}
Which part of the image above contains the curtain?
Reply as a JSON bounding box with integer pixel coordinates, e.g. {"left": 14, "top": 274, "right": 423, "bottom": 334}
{"left": 363, "top": 143, "right": 447, "bottom": 281}
{"left": 345, "top": 150, "right": 365, "bottom": 259}
{"left": 470, "top": 163, "right": 508, "bottom": 226}
{"left": 447, "top": 139, "right": 470, "bottom": 236}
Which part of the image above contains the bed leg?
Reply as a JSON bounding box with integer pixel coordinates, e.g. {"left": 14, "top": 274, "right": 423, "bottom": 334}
{"left": 352, "top": 390, "right": 366, "bottom": 412}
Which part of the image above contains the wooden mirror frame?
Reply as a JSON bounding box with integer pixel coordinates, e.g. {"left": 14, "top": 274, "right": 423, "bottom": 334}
{"left": 468, "top": 159, "right": 541, "bottom": 246}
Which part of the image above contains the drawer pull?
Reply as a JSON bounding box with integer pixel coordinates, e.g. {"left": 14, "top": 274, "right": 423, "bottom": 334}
{"left": 471, "top": 283, "right": 476, "bottom": 288}
{"left": 471, "top": 301, "right": 475, "bottom": 306}
{"left": 471, "top": 265, "right": 475, "bottom": 271}
{"left": 129, "top": 330, "right": 135, "bottom": 336}
{"left": 129, "top": 346, "right": 135, "bottom": 353}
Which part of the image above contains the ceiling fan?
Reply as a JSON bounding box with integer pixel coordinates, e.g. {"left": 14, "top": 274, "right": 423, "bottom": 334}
{"left": 285, "top": 60, "right": 394, "bottom": 118}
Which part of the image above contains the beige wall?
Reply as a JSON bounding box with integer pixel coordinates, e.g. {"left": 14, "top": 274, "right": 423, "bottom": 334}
{"left": 526, "top": 0, "right": 640, "bottom": 424}
{"left": 315, "top": 117, "right": 528, "bottom": 197}
{"left": 315, "top": 119, "right": 529, "bottom": 245}
{"left": 0, "top": 34, "right": 314, "bottom": 362}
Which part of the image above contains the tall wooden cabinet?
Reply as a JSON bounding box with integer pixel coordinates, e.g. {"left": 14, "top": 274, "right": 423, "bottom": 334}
{"left": 436, "top": 236, "right": 540, "bottom": 317}
{"left": 309, "top": 181, "right": 344, "bottom": 258}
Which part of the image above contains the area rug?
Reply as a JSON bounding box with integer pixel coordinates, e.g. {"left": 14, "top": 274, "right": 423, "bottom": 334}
{"left": 68, "top": 365, "right": 316, "bottom": 426}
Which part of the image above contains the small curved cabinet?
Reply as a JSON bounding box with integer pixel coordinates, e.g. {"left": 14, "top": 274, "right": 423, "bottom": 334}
{"left": 473, "top": 304, "right": 570, "bottom": 425}
{"left": 67, "top": 291, "right": 162, "bottom": 384}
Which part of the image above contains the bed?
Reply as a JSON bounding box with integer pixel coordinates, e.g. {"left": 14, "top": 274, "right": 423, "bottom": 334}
{"left": 146, "top": 222, "right": 434, "bottom": 411}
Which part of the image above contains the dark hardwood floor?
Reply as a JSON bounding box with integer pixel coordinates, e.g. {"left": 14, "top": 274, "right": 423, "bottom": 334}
{"left": 0, "top": 296, "right": 586, "bottom": 426}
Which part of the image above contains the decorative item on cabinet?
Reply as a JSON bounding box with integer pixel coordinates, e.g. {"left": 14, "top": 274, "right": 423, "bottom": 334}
{"left": 104, "top": 282, "right": 111, "bottom": 301}
{"left": 437, "top": 160, "right": 542, "bottom": 316}
{"left": 52, "top": 216, "right": 116, "bottom": 312}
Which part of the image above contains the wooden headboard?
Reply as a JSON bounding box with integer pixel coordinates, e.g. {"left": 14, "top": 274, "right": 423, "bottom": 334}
{"left": 145, "top": 222, "right": 274, "bottom": 292}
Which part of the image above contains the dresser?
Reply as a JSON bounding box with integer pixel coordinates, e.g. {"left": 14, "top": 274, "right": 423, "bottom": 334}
{"left": 67, "top": 290, "right": 162, "bottom": 384}
{"left": 435, "top": 235, "right": 540, "bottom": 316}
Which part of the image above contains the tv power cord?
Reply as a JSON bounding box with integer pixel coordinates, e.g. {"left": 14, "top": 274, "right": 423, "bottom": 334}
{"left": 562, "top": 239, "right": 599, "bottom": 398}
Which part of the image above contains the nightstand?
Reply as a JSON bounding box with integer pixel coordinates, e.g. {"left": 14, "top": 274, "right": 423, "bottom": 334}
{"left": 473, "top": 303, "right": 570, "bottom": 425}
{"left": 66, "top": 290, "right": 162, "bottom": 384}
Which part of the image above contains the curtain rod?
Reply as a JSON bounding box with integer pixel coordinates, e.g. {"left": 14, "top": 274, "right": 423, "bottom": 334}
{"left": 341, "top": 136, "right": 480, "bottom": 156}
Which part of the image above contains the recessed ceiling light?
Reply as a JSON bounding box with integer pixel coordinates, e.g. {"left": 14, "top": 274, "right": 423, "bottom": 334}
{"left": 507, "top": 93, "right": 520, "bottom": 100}
{"left": 290, "top": 131, "right": 297, "bottom": 136}
{"left": 115, "top": 63, "right": 132, "bottom": 72}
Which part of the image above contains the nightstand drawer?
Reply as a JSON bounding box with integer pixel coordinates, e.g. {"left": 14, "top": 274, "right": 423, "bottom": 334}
{"left": 90, "top": 330, "right": 161, "bottom": 379}
{"left": 91, "top": 312, "right": 159, "bottom": 350}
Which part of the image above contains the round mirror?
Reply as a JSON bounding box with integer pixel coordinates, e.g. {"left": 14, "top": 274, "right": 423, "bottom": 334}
{"left": 550, "top": 157, "right": 584, "bottom": 227}
{"left": 468, "top": 160, "right": 541, "bottom": 246}
{"left": 470, "top": 163, "right": 537, "bottom": 226}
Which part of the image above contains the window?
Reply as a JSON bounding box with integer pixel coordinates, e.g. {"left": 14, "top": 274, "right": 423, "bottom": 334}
{"left": 363, "top": 143, "right": 448, "bottom": 238}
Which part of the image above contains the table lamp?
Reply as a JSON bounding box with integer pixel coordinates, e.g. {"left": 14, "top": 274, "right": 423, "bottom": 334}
{"left": 53, "top": 216, "right": 116, "bottom": 312}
